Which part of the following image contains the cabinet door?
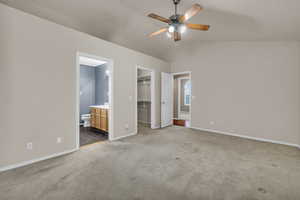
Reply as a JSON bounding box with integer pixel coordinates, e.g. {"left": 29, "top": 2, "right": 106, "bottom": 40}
{"left": 90, "top": 108, "right": 96, "bottom": 128}
{"left": 99, "top": 109, "right": 108, "bottom": 131}
{"left": 90, "top": 108, "right": 97, "bottom": 114}
{"left": 95, "top": 108, "right": 101, "bottom": 114}
{"left": 95, "top": 114, "right": 101, "bottom": 129}
{"left": 90, "top": 112, "right": 95, "bottom": 127}
{"left": 91, "top": 118, "right": 96, "bottom": 127}
{"left": 100, "top": 116, "right": 108, "bottom": 131}
{"left": 100, "top": 109, "right": 107, "bottom": 117}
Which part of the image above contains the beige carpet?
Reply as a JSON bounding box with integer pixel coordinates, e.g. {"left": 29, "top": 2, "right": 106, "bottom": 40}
{"left": 0, "top": 126, "right": 299, "bottom": 200}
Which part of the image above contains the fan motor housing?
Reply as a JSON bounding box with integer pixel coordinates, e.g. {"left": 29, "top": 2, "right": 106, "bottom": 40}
{"left": 173, "top": 0, "right": 181, "bottom": 5}
{"left": 169, "top": 14, "right": 182, "bottom": 24}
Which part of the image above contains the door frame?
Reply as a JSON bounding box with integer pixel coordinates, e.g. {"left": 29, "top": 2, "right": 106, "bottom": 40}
{"left": 76, "top": 52, "right": 114, "bottom": 149}
{"left": 135, "top": 65, "right": 156, "bottom": 132}
{"left": 171, "top": 71, "right": 192, "bottom": 126}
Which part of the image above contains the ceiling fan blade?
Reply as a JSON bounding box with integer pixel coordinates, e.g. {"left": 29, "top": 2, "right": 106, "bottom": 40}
{"left": 174, "top": 32, "right": 181, "bottom": 42}
{"left": 186, "top": 23, "right": 210, "bottom": 31}
{"left": 148, "top": 13, "right": 171, "bottom": 24}
{"left": 149, "top": 27, "right": 168, "bottom": 37}
{"left": 180, "top": 4, "right": 203, "bottom": 22}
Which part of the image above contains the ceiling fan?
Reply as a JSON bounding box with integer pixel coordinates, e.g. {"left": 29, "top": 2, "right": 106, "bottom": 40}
{"left": 148, "top": 0, "right": 210, "bottom": 41}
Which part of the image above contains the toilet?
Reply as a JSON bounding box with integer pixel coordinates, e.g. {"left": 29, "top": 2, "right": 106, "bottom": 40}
{"left": 81, "top": 114, "right": 91, "bottom": 127}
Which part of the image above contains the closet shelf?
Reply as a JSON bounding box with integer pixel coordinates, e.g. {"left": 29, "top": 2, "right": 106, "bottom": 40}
{"left": 138, "top": 75, "right": 151, "bottom": 81}
{"left": 138, "top": 100, "right": 151, "bottom": 103}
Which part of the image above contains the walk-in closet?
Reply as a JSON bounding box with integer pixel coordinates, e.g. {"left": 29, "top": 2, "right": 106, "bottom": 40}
{"left": 137, "top": 68, "right": 152, "bottom": 127}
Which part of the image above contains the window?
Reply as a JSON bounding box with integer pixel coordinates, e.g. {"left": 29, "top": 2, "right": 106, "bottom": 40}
{"left": 184, "top": 80, "right": 191, "bottom": 105}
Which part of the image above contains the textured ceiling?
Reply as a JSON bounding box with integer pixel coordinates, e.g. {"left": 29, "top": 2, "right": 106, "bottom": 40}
{"left": 1, "top": 0, "right": 300, "bottom": 61}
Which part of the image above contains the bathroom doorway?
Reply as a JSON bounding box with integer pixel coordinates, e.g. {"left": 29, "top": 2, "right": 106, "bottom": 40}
{"left": 76, "top": 53, "right": 113, "bottom": 148}
{"left": 136, "top": 66, "right": 155, "bottom": 133}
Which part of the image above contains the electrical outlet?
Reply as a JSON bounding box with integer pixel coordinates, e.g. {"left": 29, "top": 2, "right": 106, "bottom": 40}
{"left": 57, "top": 137, "right": 62, "bottom": 143}
{"left": 26, "top": 142, "right": 33, "bottom": 150}
{"left": 209, "top": 121, "right": 215, "bottom": 125}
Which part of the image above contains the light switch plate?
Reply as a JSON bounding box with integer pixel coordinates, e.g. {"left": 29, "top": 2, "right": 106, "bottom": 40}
{"left": 27, "top": 142, "right": 33, "bottom": 150}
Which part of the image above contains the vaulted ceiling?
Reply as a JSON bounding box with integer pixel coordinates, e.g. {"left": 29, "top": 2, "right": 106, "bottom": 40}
{"left": 1, "top": 0, "right": 300, "bottom": 61}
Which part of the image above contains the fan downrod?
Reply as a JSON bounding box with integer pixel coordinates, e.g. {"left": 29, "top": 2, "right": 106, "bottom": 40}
{"left": 172, "top": 0, "right": 182, "bottom": 22}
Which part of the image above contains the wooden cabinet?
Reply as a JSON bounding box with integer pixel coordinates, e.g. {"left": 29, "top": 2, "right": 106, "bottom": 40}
{"left": 90, "top": 107, "right": 108, "bottom": 132}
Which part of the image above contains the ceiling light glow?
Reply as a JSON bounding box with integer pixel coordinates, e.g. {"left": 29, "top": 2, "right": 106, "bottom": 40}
{"left": 180, "top": 25, "right": 186, "bottom": 33}
{"left": 168, "top": 25, "right": 175, "bottom": 33}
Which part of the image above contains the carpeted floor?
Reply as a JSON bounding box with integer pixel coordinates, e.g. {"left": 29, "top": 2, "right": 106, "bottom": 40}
{"left": 0, "top": 126, "right": 300, "bottom": 200}
{"left": 80, "top": 126, "right": 108, "bottom": 146}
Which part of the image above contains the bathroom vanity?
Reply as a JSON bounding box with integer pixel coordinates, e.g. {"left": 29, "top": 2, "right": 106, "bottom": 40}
{"left": 89, "top": 105, "right": 109, "bottom": 132}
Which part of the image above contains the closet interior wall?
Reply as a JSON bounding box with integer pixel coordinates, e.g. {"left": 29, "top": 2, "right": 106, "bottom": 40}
{"left": 137, "top": 69, "right": 151, "bottom": 126}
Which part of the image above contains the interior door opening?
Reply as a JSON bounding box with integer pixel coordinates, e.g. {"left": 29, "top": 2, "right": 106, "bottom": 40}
{"left": 161, "top": 71, "right": 191, "bottom": 128}
{"left": 76, "top": 53, "right": 114, "bottom": 148}
{"left": 136, "top": 66, "right": 155, "bottom": 133}
{"left": 173, "top": 73, "right": 191, "bottom": 127}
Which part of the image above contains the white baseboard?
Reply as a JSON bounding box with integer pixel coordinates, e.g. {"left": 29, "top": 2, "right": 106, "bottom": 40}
{"left": 161, "top": 122, "right": 173, "bottom": 128}
{"left": 191, "top": 127, "right": 300, "bottom": 149}
{"left": 110, "top": 132, "right": 137, "bottom": 141}
{"left": 0, "top": 148, "right": 78, "bottom": 173}
{"left": 151, "top": 124, "right": 161, "bottom": 129}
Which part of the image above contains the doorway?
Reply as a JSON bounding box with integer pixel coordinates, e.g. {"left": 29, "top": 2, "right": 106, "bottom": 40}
{"left": 161, "top": 71, "right": 191, "bottom": 128}
{"left": 136, "top": 66, "right": 155, "bottom": 133}
{"left": 76, "top": 53, "right": 114, "bottom": 148}
{"left": 173, "top": 73, "right": 191, "bottom": 127}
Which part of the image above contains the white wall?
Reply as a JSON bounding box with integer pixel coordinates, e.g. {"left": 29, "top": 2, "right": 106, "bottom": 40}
{"left": 171, "top": 41, "right": 300, "bottom": 146}
{"left": 0, "top": 3, "right": 170, "bottom": 168}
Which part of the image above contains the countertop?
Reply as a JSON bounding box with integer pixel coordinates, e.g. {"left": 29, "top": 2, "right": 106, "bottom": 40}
{"left": 89, "top": 105, "right": 109, "bottom": 109}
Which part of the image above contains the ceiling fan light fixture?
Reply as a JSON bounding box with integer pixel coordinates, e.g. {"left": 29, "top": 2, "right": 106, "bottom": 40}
{"left": 168, "top": 25, "right": 175, "bottom": 33}
{"left": 147, "top": 0, "right": 210, "bottom": 41}
{"left": 179, "top": 24, "right": 186, "bottom": 33}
